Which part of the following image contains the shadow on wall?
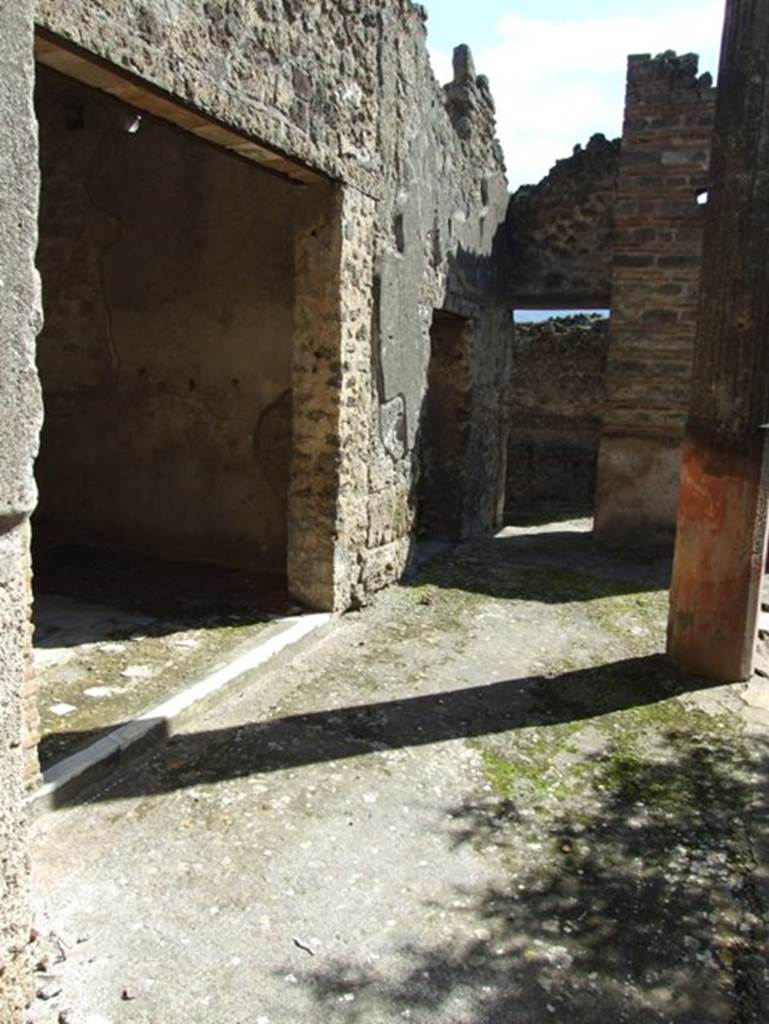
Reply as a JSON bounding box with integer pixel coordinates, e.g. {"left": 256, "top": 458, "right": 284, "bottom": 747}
{"left": 504, "top": 313, "right": 610, "bottom": 524}
{"left": 33, "top": 64, "right": 297, "bottom": 579}
{"left": 413, "top": 309, "right": 473, "bottom": 543}
{"left": 394, "top": 216, "right": 614, "bottom": 576}
{"left": 372, "top": 175, "right": 518, "bottom": 585}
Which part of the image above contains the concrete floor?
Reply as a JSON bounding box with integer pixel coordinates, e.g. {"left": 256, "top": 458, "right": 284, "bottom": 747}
{"left": 28, "top": 522, "right": 769, "bottom": 1024}
{"left": 33, "top": 593, "right": 273, "bottom": 769}
{"left": 32, "top": 543, "right": 293, "bottom": 769}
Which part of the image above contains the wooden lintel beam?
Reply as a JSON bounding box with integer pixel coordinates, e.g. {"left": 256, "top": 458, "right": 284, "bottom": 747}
{"left": 33, "top": 30, "right": 324, "bottom": 187}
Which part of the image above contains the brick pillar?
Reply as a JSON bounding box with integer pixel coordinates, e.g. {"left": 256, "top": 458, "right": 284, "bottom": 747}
{"left": 594, "top": 52, "right": 716, "bottom": 550}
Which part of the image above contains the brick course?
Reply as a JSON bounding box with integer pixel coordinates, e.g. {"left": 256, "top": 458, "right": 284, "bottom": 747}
{"left": 595, "top": 52, "right": 717, "bottom": 548}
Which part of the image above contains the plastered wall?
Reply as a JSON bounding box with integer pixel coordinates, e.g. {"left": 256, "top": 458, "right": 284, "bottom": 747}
{"left": 35, "top": 67, "right": 295, "bottom": 573}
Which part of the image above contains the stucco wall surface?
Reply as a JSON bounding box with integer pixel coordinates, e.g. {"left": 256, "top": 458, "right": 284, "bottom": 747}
{"left": 35, "top": 67, "right": 295, "bottom": 573}
{"left": 0, "top": 1, "right": 42, "bottom": 1019}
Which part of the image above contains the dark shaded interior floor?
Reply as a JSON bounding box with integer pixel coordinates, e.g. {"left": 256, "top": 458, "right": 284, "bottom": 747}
{"left": 32, "top": 537, "right": 296, "bottom": 623}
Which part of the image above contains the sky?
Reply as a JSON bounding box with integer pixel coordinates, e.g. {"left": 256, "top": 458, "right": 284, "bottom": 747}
{"left": 424, "top": 0, "right": 724, "bottom": 190}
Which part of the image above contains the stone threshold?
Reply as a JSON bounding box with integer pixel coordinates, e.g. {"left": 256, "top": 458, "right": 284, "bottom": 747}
{"left": 28, "top": 612, "right": 331, "bottom": 814}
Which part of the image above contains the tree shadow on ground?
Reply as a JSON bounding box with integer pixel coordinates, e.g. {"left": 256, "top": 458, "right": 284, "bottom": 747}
{"left": 284, "top": 731, "right": 769, "bottom": 1024}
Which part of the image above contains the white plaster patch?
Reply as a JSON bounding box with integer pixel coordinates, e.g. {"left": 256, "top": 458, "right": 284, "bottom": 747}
{"left": 50, "top": 702, "right": 77, "bottom": 716}
{"left": 83, "top": 686, "right": 116, "bottom": 698}
{"left": 120, "top": 665, "right": 153, "bottom": 679}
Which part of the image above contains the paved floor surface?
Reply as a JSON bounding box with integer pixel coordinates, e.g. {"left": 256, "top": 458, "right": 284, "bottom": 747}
{"left": 32, "top": 541, "right": 292, "bottom": 768}
{"left": 28, "top": 522, "right": 769, "bottom": 1024}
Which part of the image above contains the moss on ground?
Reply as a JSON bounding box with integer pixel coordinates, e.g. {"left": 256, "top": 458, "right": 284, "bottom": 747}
{"left": 477, "top": 675, "right": 745, "bottom": 817}
{"left": 410, "top": 556, "right": 668, "bottom": 656}
{"left": 478, "top": 722, "right": 588, "bottom": 801}
{"left": 448, "top": 551, "right": 745, "bottom": 816}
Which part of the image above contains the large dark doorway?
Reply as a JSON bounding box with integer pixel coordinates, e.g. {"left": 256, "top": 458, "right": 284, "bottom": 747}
{"left": 31, "top": 58, "right": 309, "bottom": 771}
{"left": 34, "top": 64, "right": 298, "bottom": 577}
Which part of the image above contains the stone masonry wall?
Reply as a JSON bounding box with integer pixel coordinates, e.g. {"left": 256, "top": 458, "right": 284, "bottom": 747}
{"left": 505, "top": 315, "right": 609, "bottom": 519}
{"left": 34, "top": 2, "right": 511, "bottom": 610}
{"left": 0, "top": 1, "right": 43, "bottom": 1018}
{"left": 595, "top": 52, "right": 716, "bottom": 549}
{"left": 507, "top": 133, "right": 620, "bottom": 310}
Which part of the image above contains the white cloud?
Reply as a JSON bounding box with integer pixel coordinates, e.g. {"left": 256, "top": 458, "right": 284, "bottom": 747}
{"left": 428, "top": 45, "right": 453, "bottom": 88}
{"left": 430, "top": 4, "right": 723, "bottom": 189}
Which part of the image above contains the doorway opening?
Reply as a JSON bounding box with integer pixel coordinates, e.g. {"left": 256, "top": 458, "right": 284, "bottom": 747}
{"left": 505, "top": 309, "right": 609, "bottom": 527}
{"left": 31, "top": 52, "right": 323, "bottom": 772}
{"left": 416, "top": 310, "right": 472, "bottom": 542}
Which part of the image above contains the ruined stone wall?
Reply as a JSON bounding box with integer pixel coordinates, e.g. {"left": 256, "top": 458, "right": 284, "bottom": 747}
{"left": 595, "top": 52, "right": 716, "bottom": 549}
{"left": 34, "top": 1, "right": 512, "bottom": 609}
{"left": 505, "top": 315, "right": 609, "bottom": 519}
{"left": 0, "top": 1, "right": 43, "bottom": 1017}
{"left": 507, "top": 134, "right": 619, "bottom": 309}
{"left": 35, "top": 66, "right": 295, "bottom": 574}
